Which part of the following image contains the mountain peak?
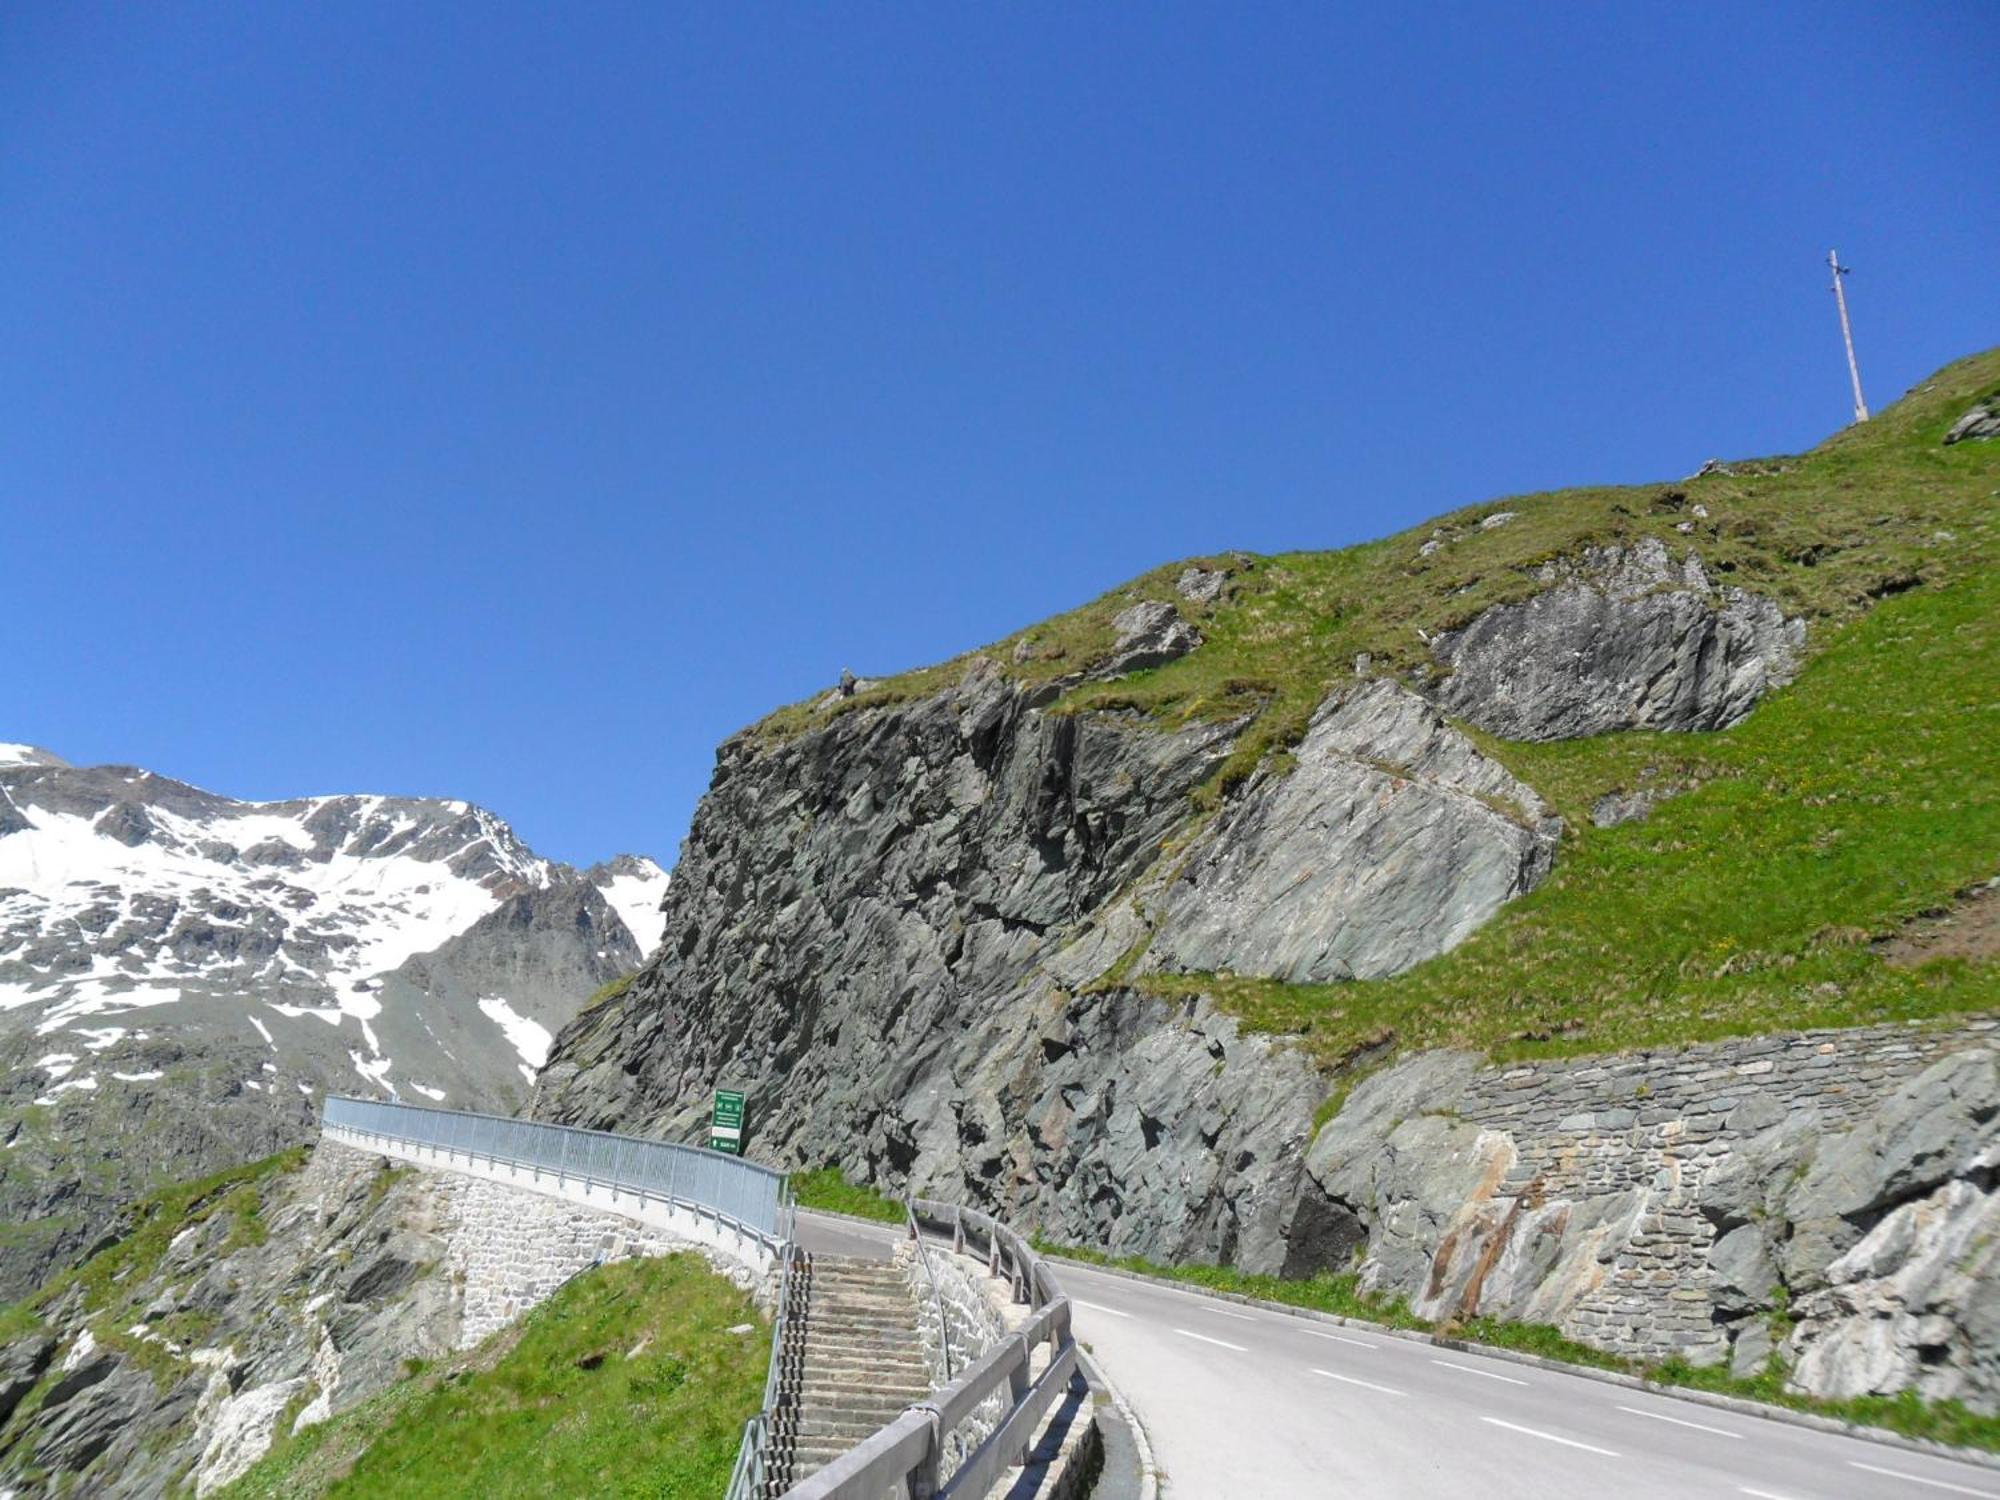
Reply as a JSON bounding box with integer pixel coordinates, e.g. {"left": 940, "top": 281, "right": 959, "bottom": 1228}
{"left": 0, "top": 743, "right": 68, "bottom": 769}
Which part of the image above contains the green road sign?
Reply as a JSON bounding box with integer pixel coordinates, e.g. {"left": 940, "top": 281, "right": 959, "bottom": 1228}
{"left": 711, "top": 1089, "right": 746, "bottom": 1155}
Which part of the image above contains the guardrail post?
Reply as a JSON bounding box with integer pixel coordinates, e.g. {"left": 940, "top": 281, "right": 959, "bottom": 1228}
{"left": 1009, "top": 1333, "right": 1033, "bottom": 1467}
{"left": 951, "top": 1207, "right": 965, "bottom": 1256}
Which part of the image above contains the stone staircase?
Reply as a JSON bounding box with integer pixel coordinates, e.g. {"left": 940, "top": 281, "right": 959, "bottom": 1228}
{"left": 767, "top": 1251, "right": 934, "bottom": 1492}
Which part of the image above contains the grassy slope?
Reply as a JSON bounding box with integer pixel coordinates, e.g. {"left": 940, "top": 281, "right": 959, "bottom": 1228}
{"left": 755, "top": 349, "right": 2000, "bottom": 1067}
{"left": 221, "top": 1252, "right": 766, "bottom": 1500}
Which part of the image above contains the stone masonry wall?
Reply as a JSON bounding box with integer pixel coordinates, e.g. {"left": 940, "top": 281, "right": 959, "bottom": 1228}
{"left": 1302, "top": 1014, "right": 2000, "bottom": 1401}
{"left": 1458, "top": 1019, "right": 1996, "bottom": 1363}
{"left": 433, "top": 1169, "right": 762, "bottom": 1349}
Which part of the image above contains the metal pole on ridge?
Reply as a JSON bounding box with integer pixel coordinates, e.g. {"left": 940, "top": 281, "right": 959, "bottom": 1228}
{"left": 1828, "top": 248, "right": 1868, "bottom": 424}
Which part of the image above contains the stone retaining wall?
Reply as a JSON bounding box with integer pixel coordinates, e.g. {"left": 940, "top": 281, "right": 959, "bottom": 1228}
{"left": 1302, "top": 1014, "right": 2000, "bottom": 1402}
{"left": 434, "top": 1169, "right": 760, "bottom": 1349}
{"left": 1456, "top": 1019, "right": 1997, "bottom": 1364}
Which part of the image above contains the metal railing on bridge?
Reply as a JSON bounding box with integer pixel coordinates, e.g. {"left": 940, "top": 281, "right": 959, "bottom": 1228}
{"left": 321, "top": 1094, "right": 791, "bottom": 1247}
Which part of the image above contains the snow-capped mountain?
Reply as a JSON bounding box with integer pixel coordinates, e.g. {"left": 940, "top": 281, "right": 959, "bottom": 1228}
{"left": 0, "top": 743, "right": 667, "bottom": 1298}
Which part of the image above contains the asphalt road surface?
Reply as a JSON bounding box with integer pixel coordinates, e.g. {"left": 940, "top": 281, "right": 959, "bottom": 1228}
{"left": 798, "top": 1211, "right": 2000, "bottom": 1500}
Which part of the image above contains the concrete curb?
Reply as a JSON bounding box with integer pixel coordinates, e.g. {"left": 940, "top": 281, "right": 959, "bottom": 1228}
{"left": 1075, "top": 1345, "right": 1161, "bottom": 1500}
{"left": 1046, "top": 1254, "right": 2000, "bottom": 1477}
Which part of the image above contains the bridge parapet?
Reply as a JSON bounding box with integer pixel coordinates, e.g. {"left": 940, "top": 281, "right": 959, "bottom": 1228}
{"left": 321, "top": 1095, "right": 789, "bottom": 1275}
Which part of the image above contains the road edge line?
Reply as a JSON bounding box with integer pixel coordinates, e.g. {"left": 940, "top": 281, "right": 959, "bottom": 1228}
{"left": 1043, "top": 1254, "right": 2000, "bottom": 1475}
{"left": 1076, "top": 1344, "right": 1162, "bottom": 1500}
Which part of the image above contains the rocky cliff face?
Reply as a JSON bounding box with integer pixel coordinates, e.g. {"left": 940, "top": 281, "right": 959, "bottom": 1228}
{"left": 535, "top": 547, "right": 1786, "bottom": 1272}
{"left": 533, "top": 660, "right": 1332, "bottom": 1266}
{"left": 0, "top": 750, "right": 667, "bottom": 1301}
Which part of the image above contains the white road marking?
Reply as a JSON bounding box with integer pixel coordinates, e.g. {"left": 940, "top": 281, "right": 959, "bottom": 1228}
{"left": 1205, "top": 1307, "right": 1259, "bottom": 1321}
{"left": 1301, "top": 1329, "right": 1380, "bottom": 1349}
{"left": 1432, "top": 1359, "right": 1529, "bottom": 1386}
{"left": 1613, "top": 1404, "right": 1742, "bottom": 1439}
{"left": 1479, "top": 1417, "right": 1620, "bottom": 1458}
{"left": 1849, "top": 1460, "right": 2000, "bottom": 1497}
{"left": 1173, "top": 1328, "right": 1248, "bottom": 1352}
{"left": 1310, "top": 1367, "right": 1404, "bottom": 1397}
{"left": 1071, "top": 1299, "right": 1132, "bottom": 1318}
{"left": 1739, "top": 1488, "right": 1801, "bottom": 1499}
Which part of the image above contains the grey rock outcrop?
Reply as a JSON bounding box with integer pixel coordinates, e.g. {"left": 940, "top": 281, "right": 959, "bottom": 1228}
{"left": 1145, "top": 681, "right": 1559, "bottom": 984}
{"left": 1176, "top": 566, "right": 1229, "bottom": 604}
{"left": 1944, "top": 401, "right": 2000, "bottom": 444}
{"left": 1431, "top": 538, "right": 1805, "bottom": 739}
{"left": 1099, "top": 600, "right": 1203, "bottom": 677}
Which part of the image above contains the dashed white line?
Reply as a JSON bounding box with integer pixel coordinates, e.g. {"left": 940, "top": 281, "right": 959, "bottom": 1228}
{"left": 1310, "top": 1367, "right": 1404, "bottom": 1397}
{"left": 1071, "top": 1298, "right": 1131, "bottom": 1318}
{"left": 1479, "top": 1417, "right": 1620, "bottom": 1458}
{"left": 1739, "top": 1488, "right": 1800, "bottom": 1499}
{"left": 1849, "top": 1460, "right": 2000, "bottom": 1497}
{"left": 1432, "top": 1359, "right": 1529, "bottom": 1386}
{"left": 1206, "top": 1307, "right": 1259, "bottom": 1322}
{"left": 1614, "top": 1404, "right": 1742, "bottom": 1439}
{"left": 1299, "top": 1329, "right": 1380, "bottom": 1349}
{"left": 1172, "top": 1328, "right": 1248, "bottom": 1352}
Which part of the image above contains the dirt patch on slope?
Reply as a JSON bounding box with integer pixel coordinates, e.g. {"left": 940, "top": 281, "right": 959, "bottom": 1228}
{"left": 1878, "top": 881, "right": 2000, "bottom": 967}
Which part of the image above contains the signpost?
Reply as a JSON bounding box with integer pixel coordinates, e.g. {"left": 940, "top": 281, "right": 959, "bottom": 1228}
{"left": 710, "top": 1088, "right": 746, "bottom": 1155}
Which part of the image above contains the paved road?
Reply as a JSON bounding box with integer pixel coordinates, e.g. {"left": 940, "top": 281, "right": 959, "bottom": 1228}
{"left": 798, "top": 1212, "right": 2000, "bottom": 1500}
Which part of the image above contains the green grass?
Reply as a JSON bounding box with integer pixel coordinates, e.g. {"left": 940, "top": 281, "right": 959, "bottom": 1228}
{"left": 580, "top": 972, "right": 638, "bottom": 1014}
{"left": 218, "top": 1252, "right": 768, "bottom": 1500}
{"left": 1039, "top": 1241, "right": 2000, "bottom": 1452}
{"left": 789, "top": 1168, "right": 906, "bottom": 1224}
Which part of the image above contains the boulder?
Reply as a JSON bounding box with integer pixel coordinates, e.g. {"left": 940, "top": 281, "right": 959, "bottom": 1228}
{"left": 1943, "top": 402, "right": 2000, "bottom": 444}
{"left": 1098, "top": 600, "right": 1203, "bottom": 677}
{"left": 1782, "top": 1047, "right": 2000, "bottom": 1286}
{"left": 1175, "top": 567, "right": 1229, "bottom": 604}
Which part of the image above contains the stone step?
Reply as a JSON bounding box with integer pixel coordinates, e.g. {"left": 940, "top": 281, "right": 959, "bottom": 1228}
{"left": 791, "top": 1413, "right": 913, "bottom": 1441}
{"left": 798, "top": 1349, "right": 930, "bottom": 1371}
{"left": 797, "top": 1302, "right": 917, "bottom": 1321}
{"left": 796, "top": 1384, "right": 928, "bottom": 1408}
{"left": 801, "top": 1292, "right": 912, "bottom": 1312}
{"left": 794, "top": 1386, "right": 930, "bottom": 1410}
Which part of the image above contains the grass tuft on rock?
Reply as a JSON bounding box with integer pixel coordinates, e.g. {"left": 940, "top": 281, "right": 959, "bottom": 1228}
{"left": 789, "top": 1168, "right": 906, "bottom": 1224}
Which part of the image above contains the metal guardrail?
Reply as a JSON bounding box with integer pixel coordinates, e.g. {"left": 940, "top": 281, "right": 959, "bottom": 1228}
{"left": 726, "top": 1238, "right": 804, "bottom": 1500}
{"left": 784, "top": 1198, "right": 1078, "bottom": 1500}
{"left": 906, "top": 1197, "right": 956, "bottom": 1383}
{"left": 320, "top": 1094, "right": 792, "bottom": 1247}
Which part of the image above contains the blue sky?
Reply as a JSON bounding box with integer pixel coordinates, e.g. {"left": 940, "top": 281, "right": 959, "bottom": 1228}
{"left": 4, "top": 3, "right": 1994, "bottom": 868}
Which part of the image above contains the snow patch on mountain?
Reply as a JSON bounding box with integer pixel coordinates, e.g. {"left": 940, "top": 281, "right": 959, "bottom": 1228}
{"left": 477, "top": 995, "right": 553, "bottom": 1083}
{"left": 593, "top": 856, "right": 671, "bottom": 956}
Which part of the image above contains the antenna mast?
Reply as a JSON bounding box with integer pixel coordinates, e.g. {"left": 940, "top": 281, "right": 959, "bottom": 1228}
{"left": 1828, "top": 249, "right": 1868, "bottom": 423}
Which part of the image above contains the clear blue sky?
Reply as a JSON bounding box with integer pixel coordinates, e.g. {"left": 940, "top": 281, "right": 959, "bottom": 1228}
{"left": 5, "top": 4, "right": 1994, "bottom": 868}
